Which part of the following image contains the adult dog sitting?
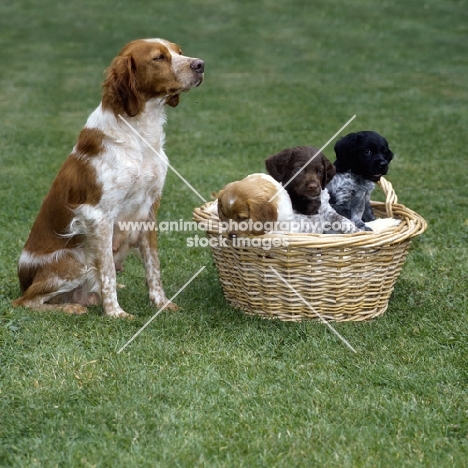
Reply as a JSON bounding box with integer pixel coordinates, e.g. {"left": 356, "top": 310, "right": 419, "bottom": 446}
{"left": 327, "top": 131, "right": 394, "bottom": 231}
{"left": 13, "top": 39, "right": 204, "bottom": 318}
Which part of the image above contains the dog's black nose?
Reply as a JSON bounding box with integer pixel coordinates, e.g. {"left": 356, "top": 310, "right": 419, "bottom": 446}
{"left": 191, "top": 59, "right": 205, "bottom": 73}
{"left": 378, "top": 160, "right": 388, "bottom": 169}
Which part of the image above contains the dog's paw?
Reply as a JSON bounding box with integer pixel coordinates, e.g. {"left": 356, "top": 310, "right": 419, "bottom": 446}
{"left": 341, "top": 220, "right": 361, "bottom": 234}
{"left": 151, "top": 298, "right": 180, "bottom": 311}
{"left": 149, "top": 290, "right": 179, "bottom": 311}
{"left": 353, "top": 220, "right": 372, "bottom": 232}
{"left": 163, "top": 301, "right": 180, "bottom": 312}
{"left": 104, "top": 307, "right": 134, "bottom": 319}
{"left": 63, "top": 304, "right": 88, "bottom": 315}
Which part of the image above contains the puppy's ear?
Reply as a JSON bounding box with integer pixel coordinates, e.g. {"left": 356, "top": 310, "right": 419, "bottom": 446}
{"left": 265, "top": 149, "right": 293, "bottom": 183}
{"left": 322, "top": 156, "right": 336, "bottom": 187}
{"left": 103, "top": 55, "right": 143, "bottom": 117}
{"left": 383, "top": 138, "right": 394, "bottom": 161}
{"left": 216, "top": 189, "right": 226, "bottom": 219}
{"left": 334, "top": 133, "right": 359, "bottom": 171}
{"left": 247, "top": 199, "right": 278, "bottom": 234}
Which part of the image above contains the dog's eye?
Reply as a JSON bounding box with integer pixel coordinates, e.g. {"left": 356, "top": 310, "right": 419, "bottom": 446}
{"left": 317, "top": 170, "right": 323, "bottom": 176}
{"left": 364, "top": 149, "right": 372, "bottom": 156}
{"left": 153, "top": 55, "right": 166, "bottom": 61}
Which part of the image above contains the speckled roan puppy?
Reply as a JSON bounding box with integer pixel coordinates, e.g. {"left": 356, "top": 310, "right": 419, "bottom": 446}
{"left": 327, "top": 131, "right": 394, "bottom": 231}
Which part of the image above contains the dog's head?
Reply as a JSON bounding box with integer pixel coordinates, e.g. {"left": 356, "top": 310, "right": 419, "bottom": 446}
{"left": 217, "top": 177, "right": 278, "bottom": 237}
{"left": 103, "top": 38, "right": 204, "bottom": 117}
{"left": 334, "top": 131, "right": 393, "bottom": 182}
{"left": 265, "top": 146, "right": 335, "bottom": 199}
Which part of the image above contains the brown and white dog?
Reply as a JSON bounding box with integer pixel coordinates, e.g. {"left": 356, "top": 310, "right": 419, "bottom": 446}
{"left": 213, "top": 173, "right": 296, "bottom": 237}
{"left": 13, "top": 39, "right": 204, "bottom": 317}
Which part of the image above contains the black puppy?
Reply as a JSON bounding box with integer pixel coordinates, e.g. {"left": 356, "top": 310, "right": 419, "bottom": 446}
{"left": 326, "top": 131, "right": 394, "bottom": 231}
{"left": 265, "top": 146, "right": 335, "bottom": 215}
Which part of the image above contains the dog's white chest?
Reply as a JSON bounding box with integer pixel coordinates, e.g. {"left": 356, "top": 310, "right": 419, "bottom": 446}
{"left": 89, "top": 139, "right": 167, "bottom": 225}
{"left": 100, "top": 149, "right": 167, "bottom": 209}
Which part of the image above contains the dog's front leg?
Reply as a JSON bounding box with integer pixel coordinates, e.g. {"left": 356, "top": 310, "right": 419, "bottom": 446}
{"left": 139, "top": 201, "right": 179, "bottom": 311}
{"left": 362, "top": 191, "right": 376, "bottom": 222}
{"left": 92, "top": 219, "right": 132, "bottom": 318}
{"left": 346, "top": 196, "right": 372, "bottom": 231}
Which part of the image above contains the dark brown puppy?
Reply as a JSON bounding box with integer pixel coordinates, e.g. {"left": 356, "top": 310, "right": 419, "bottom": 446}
{"left": 265, "top": 146, "right": 335, "bottom": 215}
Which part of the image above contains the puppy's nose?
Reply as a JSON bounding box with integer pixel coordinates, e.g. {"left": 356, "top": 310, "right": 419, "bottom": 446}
{"left": 191, "top": 59, "right": 205, "bottom": 73}
{"left": 308, "top": 182, "right": 319, "bottom": 191}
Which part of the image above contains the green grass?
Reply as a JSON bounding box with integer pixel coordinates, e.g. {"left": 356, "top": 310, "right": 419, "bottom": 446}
{"left": 1, "top": 0, "right": 467, "bottom": 466}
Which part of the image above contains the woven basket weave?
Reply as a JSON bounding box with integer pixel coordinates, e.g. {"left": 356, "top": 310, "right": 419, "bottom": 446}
{"left": 193, "top": 177, "right": 427, "bottom": 322}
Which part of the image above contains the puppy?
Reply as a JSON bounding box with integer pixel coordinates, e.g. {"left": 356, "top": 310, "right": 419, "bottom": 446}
{"left": 265, "top": 146, "right": 360, "bottom": 234}
{"left": 265, "top": 146, "right": 335, "bottom": 215}
{"left": 214, "top": 173, "right": 295, "bottom": 237}
{"left": 327, "top": 131, "right": 394, "bottom": 231}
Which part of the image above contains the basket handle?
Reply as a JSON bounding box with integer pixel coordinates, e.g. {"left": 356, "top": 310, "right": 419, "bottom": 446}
{"left": 377, "top": 177, "right": 398, "bottom": 218}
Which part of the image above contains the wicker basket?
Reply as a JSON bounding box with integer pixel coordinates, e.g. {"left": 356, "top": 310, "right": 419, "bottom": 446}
{"left": 192, "top": 177, "right": 427, "bottom": 322}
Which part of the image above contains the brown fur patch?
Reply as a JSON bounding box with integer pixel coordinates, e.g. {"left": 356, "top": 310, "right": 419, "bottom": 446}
{"left": 76, "top": 128, "right": 105, "bottom": 156}
{"left": 22, "top": 155, "right": 102, "bottom": 254}
{"left": 217, "top": 176, "right": 279, "bottom": 236}
{"left": 18, "top": 154, "right": 102, "bottom": 294}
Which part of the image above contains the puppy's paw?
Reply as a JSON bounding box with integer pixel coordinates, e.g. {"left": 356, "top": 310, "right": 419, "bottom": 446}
{"left": 353, "top": 220, "right": 372, "bottom": 232}
{"left": 363, "top": 213, "right": 377, "bottom": 223}
{"left": 341, "top": 220, "right": 361, "bottom": 234}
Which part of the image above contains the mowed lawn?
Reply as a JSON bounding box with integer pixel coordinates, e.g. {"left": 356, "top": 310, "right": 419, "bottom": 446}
{"left": 0, "top": 0, "right": 467, "bottom": 467}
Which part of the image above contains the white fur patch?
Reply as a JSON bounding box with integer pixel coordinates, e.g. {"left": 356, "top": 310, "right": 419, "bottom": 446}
{"left": 18, "top": 249, "right": 74, "bottom": 267}
{"left": 365, "top": 218, "right": 401, "bottom": 232}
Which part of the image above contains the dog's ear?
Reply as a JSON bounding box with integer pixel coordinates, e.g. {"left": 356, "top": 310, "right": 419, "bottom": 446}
{"left": 265, "top": 149, "right": 293, "bottom": 182}
{"left": 165, "top": 94, "right": 180, "bottom": 107}
{"left": 334, "top": 133, "right": 359, "bottom": 172}
{"left": 322, "top": 156, "right": 336, "bottom": 187}
{"left": 247, "top": 199, "right": 278, "bottom": 234}
{"left": 383, "top": 138, "right": 394, "bottom": 161}
{"left": 216, "top": 189, "right": 226, "bottom": 218}
{"left": 103, "top": 55, "right": 143, "bottom": 117}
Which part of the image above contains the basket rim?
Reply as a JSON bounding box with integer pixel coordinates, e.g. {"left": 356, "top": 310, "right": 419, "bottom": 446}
{"left": 192, "top": 177, "right": 427, "bottom": 249}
